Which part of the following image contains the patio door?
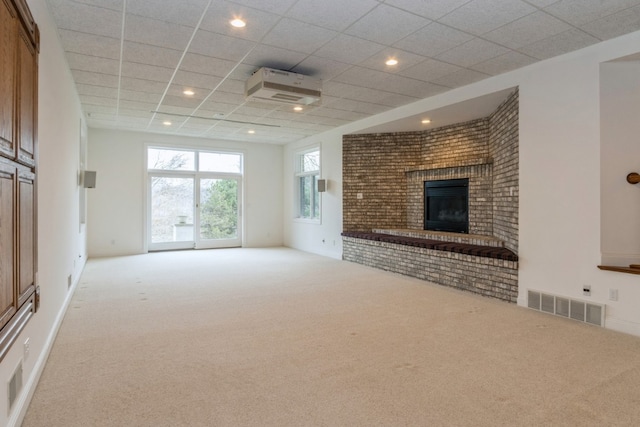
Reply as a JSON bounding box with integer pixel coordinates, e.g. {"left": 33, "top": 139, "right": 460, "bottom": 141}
{"left": 147, "top": 147, "right": 243, "bottom": 251}
{"left": 196, "top": 176, "right": 242, "bottom": 249}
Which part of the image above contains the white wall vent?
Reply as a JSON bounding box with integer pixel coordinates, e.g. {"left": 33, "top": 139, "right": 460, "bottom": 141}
{"left": 245, "top": 67, "right": 322, "bottom": 105}
{"left": 527, "top": 290, "right": 605, "bottom": 327}
{"left": 7, "top": 360, "right": 23, "bottom": 414}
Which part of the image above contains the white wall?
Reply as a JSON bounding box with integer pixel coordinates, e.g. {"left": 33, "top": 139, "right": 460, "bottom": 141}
{"left": 87, "top": 129, "right": 284, "bottom": 257}
{"left": 4, "top": 1, "right": 88, "bottom": 425}
{"left": 600, "top": 61, "right": 640, "bottom": 266}
{"left": 284, "top": 31, "right": 640, "bottom": 337}
{"left": 283, "top": 138, "right": 343, "bottom": 259}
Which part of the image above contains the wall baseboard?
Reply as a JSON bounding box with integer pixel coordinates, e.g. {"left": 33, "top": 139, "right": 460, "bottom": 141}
{"left": 8, "top": 257, "right": 86, "bottom": 427}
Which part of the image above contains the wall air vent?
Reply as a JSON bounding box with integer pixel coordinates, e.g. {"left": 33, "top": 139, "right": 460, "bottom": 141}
{"left": 7, "top": 360, "right": 22, "bottom": 414}
{"left": 527, "top": 290, "right": 605, "bottom": 327}
{"left": 245, "top": 67, "right": 322, "bottom": 105}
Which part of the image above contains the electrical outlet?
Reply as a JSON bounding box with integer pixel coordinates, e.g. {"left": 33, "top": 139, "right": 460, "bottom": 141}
{"left": 609, "top": 289, "right": 618, "bottom": 301}
{"left": 583, "top": 285, "right": 591, "bottom": 296}
{"left": 23, "top": 338, "right": 30, "bottom": 360}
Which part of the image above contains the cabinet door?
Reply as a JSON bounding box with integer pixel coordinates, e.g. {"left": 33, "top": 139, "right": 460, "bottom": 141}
{"left": 17, "top": 168, "right": 34, "bottom": 305}
{"left": 0, "top": 161, "right": 16, "bottom": 331}
{"left": 0, "top": 0, "right": 17, "bottom": 159}
{"left": 17, "top": 25, "right": 36, "bottom": 167}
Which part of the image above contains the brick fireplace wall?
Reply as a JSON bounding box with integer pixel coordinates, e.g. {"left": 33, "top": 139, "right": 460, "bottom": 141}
{"left": 343, "top": 89, "right": 519, "bottom": 251}
{"left": 489, "top": 91, "right": 519, "bottom": 252}
{"left": 341, "top": 90, "right": 519, "bottom": 301}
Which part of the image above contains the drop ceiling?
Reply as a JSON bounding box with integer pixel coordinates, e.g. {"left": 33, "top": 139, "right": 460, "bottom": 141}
{"left": 46, "top": 0, "right": 640, "bottom": 144}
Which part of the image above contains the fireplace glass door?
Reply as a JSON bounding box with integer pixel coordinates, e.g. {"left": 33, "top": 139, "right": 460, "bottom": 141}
{"left": 424, "top": 178, "right": 469, "bottom": 233}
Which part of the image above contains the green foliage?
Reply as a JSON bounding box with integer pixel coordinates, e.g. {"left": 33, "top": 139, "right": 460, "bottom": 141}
{"left": 200, "top": 179, "right": 238, "bottom": 239}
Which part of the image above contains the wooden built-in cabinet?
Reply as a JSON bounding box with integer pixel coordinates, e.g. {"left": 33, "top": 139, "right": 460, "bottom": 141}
{"left": 0, "top": 0, "right": 39, "bottom": 362}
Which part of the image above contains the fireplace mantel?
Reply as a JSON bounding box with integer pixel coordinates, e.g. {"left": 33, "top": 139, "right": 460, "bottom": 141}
{"left": 405, "top": 158, "right": 493, "bottom": 175}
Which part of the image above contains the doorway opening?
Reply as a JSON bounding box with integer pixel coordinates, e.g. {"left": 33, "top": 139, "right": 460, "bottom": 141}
{"left": 147, "top": 147, "right": 243, "bottom": 251}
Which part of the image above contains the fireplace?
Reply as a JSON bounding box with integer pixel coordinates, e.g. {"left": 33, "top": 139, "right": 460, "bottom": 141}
{"left": 424, "top": 178, "right": 469, "bottom": 233}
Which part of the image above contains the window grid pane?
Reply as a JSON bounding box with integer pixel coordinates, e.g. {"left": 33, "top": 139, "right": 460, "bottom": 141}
{"left": 148, "top": 148, "right": 195, "bottom": 171}
{"left": 199, "top": 152, "right": 242, "bottom": 173}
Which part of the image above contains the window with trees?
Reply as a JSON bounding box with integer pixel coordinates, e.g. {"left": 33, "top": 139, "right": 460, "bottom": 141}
{"left": 295, "top": 148, "right": 320, "bottom": 221}
{"left": 147, "top": 147, "right": 242, "bottom": 250}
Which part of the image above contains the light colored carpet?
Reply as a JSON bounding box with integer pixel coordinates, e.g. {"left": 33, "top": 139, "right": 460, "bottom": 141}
{"left": 23, "top": 248, "right": 640, "bottom": 426}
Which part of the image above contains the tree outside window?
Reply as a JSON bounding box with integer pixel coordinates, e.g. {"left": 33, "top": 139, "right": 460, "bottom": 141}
{"left": 296, "top": 149, "right": 320, "bottom": 220}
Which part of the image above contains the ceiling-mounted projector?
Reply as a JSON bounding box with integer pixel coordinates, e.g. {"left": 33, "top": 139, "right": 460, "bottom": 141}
{"left": 245, "top": 67, "right": 322, "bottom": 105}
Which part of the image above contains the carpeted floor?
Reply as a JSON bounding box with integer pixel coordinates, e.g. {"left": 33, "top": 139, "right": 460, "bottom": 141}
{"left": 22, "top": 248, "right": 640, "bottom": 426}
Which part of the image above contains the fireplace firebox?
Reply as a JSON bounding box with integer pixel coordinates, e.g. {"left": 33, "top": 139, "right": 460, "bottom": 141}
{"left": 424, "top": 178, "right": 469, "bottom": 233}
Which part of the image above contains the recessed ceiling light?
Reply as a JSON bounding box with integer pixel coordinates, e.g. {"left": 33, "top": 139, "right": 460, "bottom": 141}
{"left": 421, "top": 119, "right": 431, "bottom": 124}
{"left": 183, "top": 89, "right": 195, "bottom": 96}
{"left": 385, "top": 58, "right": 398, "bottom": 66}
{"left": 163, "top": 121, "right": 172, "bottom": 126}
{"left": 248, "top": 129, "right": 255, "bottom": 134}
{"left": 230, "top": 18, "right": 246, "bottom": 28}
{"left": 293, "top": 106, "right": 303, "bottom": 111}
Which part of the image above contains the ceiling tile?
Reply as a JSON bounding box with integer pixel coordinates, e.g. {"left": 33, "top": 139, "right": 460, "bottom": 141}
{"left": 332, "top": 99, "right": 389, "bottom": 115}
{"left": 119, "top": 89, "right": 162, "bottom": 104}
{"left": 80, "top": 95, "right": 117, "bottom": 107}
{"left": 84, "top": 105, "right": 117, "bottom": 115}
{"left": 119, "top": 76, "right": 167, "bottom": 93}
{"left": 47, "top": 0, "right": 640, "bottom": 145}
{"left": 160, "top": 95, "right": 203, "bottom": 109}
{"left": 71, "top": 70, "right": 119, "bottom": 88}
{"left": 126, "top": 0, "right": 209, "bottom": 27}
{"left": 358, "top": 48, "right": 429, "bottom": 73}
{"left": 189, "top": 30, "right": 256, "bottom": 61}
{"left": 214, "top": 78, "right": 245, "bottom": 95}
{"left": 65, "top": 53, "right": 120, "bottom": 75}
{"left": 543, "top": 0, "right": 640, "bottom": 26}
{"left": 242, "top": 45, "right": 309, "bottom": 70}
{"left": 439, "top": 0, "right": 537, "bottom": 35}
{"left": 122, "top": 42, "right": 183, "bottom": 68}
{"left": 314, "top": 34, "right": 385, "bottom": 65}
{"left": 179, "top": 53, "right": 237, "bottom": 77}
{"left": 471, "top": 51, "right": 538, "bottom": 75}
{"left": 48, "top": 0, "right": 122, "bottom": 11}
{"left": 399, "top": 58, "right": 463, "bottom": 82}
{"left": 383, "top": 0, "right": 473, "bottom": 20}
{"left": 483, "top": 11, "right": 572, "bottom": 49}
{"left": 393, "top": 22, "right": 474, "bottom": 57}
{"left": 345, "top": 4, "right": 430, "bottom": 44}
{"left": 172, "top": 71, "right": 224, "bottom": 92}
{"left": 117, "top": 108, "right": 155, "bottom": 119}
{"left": 286, "top": 0, "right": 378, "bottom": 31}
{"left": 581, "top": 5, "right": 640, "bottom": 40}
{"left": 119, "top": 99, "right": 158, "bottom": 111}
{"left": 378, "top": 92, "right": 430, "bottom": 107}
{"left": 152, "top": 106, "right": 196, "bottom": 116}
{"left": 431, "top": 68, "right": 491, "bottom": 88}
{"left": 204, "top": 90, "right": 246, "bottom": 106}
{"left": 322, "top": 81, "right": 364, "bottom": 99}
{"left": 124, "top": 14, "right": 194, "bottom": 51}
{"left": 292, "top": 56, "right": 352, "bottom": 80}
{"left": 58, "top": 29, "right": 121, "bottom": 59}
{"left": 518, "top": 28, "right": 601, "bottom": 59}
{"left": 75, "top": 84, "right": 118, "bottom": 99}
{"left": 199, "top": 1, "right": 282, "bottom": 41}
{"left": 333, "top": 66, "right": 389, "bottom": 89}
{"left": 524, "top": 0, "right": 562, "bottom": 6}
{"left": 261, "top": 18, "right": 338, "bottom": 54}
{"left": 121, "top": 62, "right": 175, "bottom": 82}
{"left": 49, "top": 1, "right": 123, "bottom": 38}
{"left": 436, "top": 38, "right": 510, "bottom": 68}
{"left": 226, "top": 0, "right": 298, "bottom": 15}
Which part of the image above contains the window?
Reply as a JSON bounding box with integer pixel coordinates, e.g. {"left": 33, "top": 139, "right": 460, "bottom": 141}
{"left": 295, "top": 148, "right": 320, "bottom": 221}
{"left": 146, "top": 146, "right": 243, "bottom": 250}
